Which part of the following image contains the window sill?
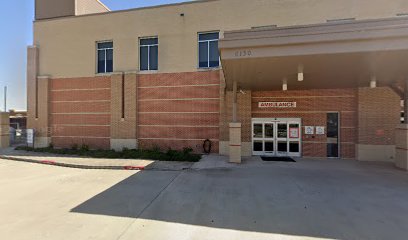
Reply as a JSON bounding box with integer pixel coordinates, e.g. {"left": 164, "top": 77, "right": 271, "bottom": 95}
{"left": 95, "top": 72, "right": 114, "bottom": 77}
{"left": 138, "top": 70, "right": 159, "bottom": 74}
{"left": 197, "top": 67, "right": 222, "bottom": 71}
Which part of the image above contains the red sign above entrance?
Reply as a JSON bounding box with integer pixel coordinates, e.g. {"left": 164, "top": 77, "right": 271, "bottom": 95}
{"left": 258, "top": 102, "right": 297, "bottom": 108}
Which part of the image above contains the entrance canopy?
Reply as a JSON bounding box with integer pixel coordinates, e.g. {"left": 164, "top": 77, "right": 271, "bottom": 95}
{"left": 219, "top": 17, "right": 408, "bottom": 91}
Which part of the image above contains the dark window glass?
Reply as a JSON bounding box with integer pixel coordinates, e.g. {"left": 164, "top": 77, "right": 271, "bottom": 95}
{"left": 327, "top": 113, "right": 339, "bottom": 158}
{"left": 198, "top": 32, "right": 219, "bottom": 68}
{"left": 140, "top": 38, "right": 158, "bottom": 71}
{"left": 97, "top": 49, "right": 105, "bottom": 73}
{"left": 106, "top": 49, "right": 113, "bottom": 73}
{"left": 98, "top": 42, "right": 113, "bottom": 49}
{"left": 253, "top": 124, "right": 263, "bottom": 138}
{"left": 253, "top": 141, "right": 263, "bottom": 152}
{"left": 140, "top": 46, "right": 149, "bottom": 71}
{"left": 278, "top": 141, "right": 288, "bottom": 152}
{"left": 149, "top": 46, "right": 158, "bottom": 70}
{"left": 277, "top": 124, "right": 288, "bottom": 138}
{"left": 199, "top": 32, "right": 219, "bottom": 41}
{"left": 209, "top": 41, "right": 219, "bottom": 67}
{"left": 264, "top": 124, "right": 274, "bottom": 138}
{"left": 289, "top": 142, "right": 300, "bottom": 153}
{"left": 97, "top": 41, "right": 113, "bottom": 73}
{"left": 265, "top": 141, "right": 274, "bottom": 152}
{"left": 327, "top": 143, "right": 339, "bottom": 158}
{"left": 327, "top": 113, "right": 339, "bottom": 138}
{"left": 199, "top": 41, "right": 208, "bottom": 68}
{"left": 140, "top": 38, "right": 158, "bottom": 45}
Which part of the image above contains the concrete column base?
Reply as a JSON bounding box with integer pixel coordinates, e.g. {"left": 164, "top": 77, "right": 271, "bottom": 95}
{"left": 229, "top": 122, "right": 242, "bottom": 163}
{"left": 395, "top": 124, "right": 408, "bottom": 170}
{"left": 34, "top": 137, "right": 51, "bottom": 148}
{"left": 110, "top": 139, "right": 138, "bottom": 151}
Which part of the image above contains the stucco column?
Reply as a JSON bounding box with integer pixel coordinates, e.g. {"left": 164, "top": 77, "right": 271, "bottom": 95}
{"left": 229, "top": 80, "right": 242, "bottom": 163}
{"left": 404, "top": 79, "right": 408, "bottom": 124}
{"left": 395, "top": 80, "right": 408, "bottom": 170}
{"left": 0, "top": 112, "right": 10, "bottom": 148}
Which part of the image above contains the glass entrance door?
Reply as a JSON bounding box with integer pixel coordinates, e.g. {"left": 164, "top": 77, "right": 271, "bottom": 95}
{"left": 252, "top": 122, "right": 275, "bottom": 156}
{"left": 252, "top": 118, "right": 301, "bottom": 157}
{"left": 327, "top": 113, "right": 340, "bottom": 158}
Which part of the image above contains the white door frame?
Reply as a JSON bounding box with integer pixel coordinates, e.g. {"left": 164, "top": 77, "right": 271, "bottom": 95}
{"left": 252, "top": 118, "right": 302, "bottom": 157}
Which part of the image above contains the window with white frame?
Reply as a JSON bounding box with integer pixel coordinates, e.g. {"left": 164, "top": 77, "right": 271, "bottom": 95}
{"left": 97, "top": 41, "right": 113, "bottom": 73}
{"left": 198, "top": 32, "right": 220, "bottom": 68}
{"left": 140, "top": 37, "right": 158, "bottom": 71}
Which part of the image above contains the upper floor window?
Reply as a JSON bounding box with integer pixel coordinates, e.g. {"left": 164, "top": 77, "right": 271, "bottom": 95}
{"left": 198, "top": 32, "right": 219, "bottom": 68}
{"left": 97, "top": 41, "right": 113, "bottom": 73}
{"left": 140, "top": 37, "right": 158, "bottom": 71}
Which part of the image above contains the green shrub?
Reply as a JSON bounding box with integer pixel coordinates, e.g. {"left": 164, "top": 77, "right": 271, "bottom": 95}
{"left": 14, "top": 145, "right": 201, "bottom": 162}
{"left": 80, "top": 144, "right": 90, "bottom": 152}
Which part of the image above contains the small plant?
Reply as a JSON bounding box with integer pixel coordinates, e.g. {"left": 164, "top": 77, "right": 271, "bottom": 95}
{"left": 48, "top": 143, "right": 54, "bottom": 149}
{"left": 80, "top": 144, "right": 90, "bottom": 152}
{"left": 15, "top": 145, "right": 201, "bottom": 162}
{"left": 183, "top": 147, "right": 193, "bottom": 155}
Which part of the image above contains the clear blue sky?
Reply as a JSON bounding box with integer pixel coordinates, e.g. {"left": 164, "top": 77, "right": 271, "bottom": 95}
{"left": 0, "top": 0, "right": 191, "bottom": 111}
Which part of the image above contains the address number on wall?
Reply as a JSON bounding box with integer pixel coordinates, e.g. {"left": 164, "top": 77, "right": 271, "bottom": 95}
{"left": 235, "top": 50, "right": 252, "bottom": 57}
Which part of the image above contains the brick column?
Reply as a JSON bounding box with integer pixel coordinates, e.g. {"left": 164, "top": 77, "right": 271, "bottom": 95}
{"left": 110, "top": 72, "right": 138, "bottom": 151}
{"left": 395, "top": 80, "right": 408, "bottom": 170}
{"left": 0, "top": 112, "right": 10, "bottom": 148}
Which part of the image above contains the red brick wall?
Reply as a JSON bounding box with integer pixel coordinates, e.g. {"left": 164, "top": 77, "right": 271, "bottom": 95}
{"left": 137, "top": 70, "right": 221, "bottom": 153}
{"left": 252, "top": 89, "right": 358, "bottom": 158}
{"left": 49, "top": 76, "right": 111, "bottom": 149}
{"left": 358, "top": 87, "right": 401, "bottom": 145}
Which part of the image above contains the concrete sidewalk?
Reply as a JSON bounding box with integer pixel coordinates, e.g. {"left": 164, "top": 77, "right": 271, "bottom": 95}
{"left": 0, "top": 148, "right": 194, "bottom": 171}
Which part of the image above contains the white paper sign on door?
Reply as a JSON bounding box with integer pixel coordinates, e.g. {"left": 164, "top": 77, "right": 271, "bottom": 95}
{"left": 289, "top": 128, "right": 299, "bottom": 138}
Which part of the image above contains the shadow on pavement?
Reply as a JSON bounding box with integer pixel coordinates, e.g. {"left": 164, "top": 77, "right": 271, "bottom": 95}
{"left": 71, "top": 164, "right": 408, "bottom": 239}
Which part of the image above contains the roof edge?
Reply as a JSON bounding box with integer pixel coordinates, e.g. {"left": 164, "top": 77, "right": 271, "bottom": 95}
{"left": 35, "top": 0, "right": 219, "bottom": 22}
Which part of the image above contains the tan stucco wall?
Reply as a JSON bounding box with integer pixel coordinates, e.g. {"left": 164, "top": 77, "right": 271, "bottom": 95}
{"left": 35, "top": 0, "right": 75, "bottom": 20}
{"left": 76, "top": 0, "right": 110, "bottom": 15}
{"left": 34, "top": 0, "right": 408, "bottom": 78}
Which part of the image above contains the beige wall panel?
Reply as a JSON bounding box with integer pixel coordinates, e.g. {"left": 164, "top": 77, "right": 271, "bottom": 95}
{"left": 76, "top": 0, "right": 109, "bottom": 15}
{"left": 35, "top": 0, "right": 75, "bottom": 20}
{"left": 34, "top": 0, "right": 408, "bottom": 78}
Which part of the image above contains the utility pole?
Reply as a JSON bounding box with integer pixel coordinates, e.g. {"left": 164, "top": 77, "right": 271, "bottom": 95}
{"left": 4, "top": 86, "right": 7, "bottom": 112}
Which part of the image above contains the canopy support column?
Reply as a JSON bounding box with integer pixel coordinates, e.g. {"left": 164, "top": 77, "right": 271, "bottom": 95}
{"left": 395, "top": 79, "right": 408, "bottom": 171}
{"left": 229, "top": 80, "right": 242, "bottom": 163}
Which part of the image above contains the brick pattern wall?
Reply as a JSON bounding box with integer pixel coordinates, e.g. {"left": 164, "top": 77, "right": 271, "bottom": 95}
{"left": 110, "top": 72, "right": 137, "bottom": 140}
{"left": 49, "top": 76, "right": 111, "bottom": 149}
{"left": 220, "top": 90, "right": 252, "bottom": 142}
{"left": 358, "top": 87, "right": 401, "bottom": 145}
{"left": 137, "top": 70, "right": 221, "bottom": 153}
{"left": 251, "top": 89, "right": 358, "bottom": 158}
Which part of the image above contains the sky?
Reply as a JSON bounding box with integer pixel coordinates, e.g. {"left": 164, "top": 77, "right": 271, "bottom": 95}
{"left": 0, "top": 0, "right": 191, "bottom": 111}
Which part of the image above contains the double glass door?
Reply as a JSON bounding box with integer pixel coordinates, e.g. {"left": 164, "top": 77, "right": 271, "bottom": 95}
{"left": 252, "top": 118, "right": 301, "bottom": 157}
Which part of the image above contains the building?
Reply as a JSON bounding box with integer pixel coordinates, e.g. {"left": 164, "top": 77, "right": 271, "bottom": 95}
{"left": 28, "top": 0, "right": 408, "bottom": 167}
{"left": 9, "top": 110, "right": 27, "bottom": 130}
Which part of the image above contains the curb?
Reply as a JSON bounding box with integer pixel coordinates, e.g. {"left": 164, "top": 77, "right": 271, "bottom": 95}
{"left": 0, "top": 156, "right": 145, "bottom": 171}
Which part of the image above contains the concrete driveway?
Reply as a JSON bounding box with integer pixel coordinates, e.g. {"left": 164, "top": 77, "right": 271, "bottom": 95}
{"left": 1, "top": 157, "right": 408, "bottom": 240}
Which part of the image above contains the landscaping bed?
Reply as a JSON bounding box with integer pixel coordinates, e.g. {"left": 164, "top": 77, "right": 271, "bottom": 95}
{"left": 15, "top": 146, "right": 201, "bottom": 162}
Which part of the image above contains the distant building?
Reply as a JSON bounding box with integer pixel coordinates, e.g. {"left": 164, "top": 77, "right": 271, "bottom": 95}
{"left": 9, "top": 110, "right": 27, "bottom": 130}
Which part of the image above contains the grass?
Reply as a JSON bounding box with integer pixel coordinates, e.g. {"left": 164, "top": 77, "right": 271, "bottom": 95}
{"left": 14, "top": 145, "right": 201, "bottom": 162}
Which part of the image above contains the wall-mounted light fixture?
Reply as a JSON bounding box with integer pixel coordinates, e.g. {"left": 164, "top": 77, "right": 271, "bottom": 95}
{"left": 282, "top": 78, "right": 288, "bottom": 91}
{"left": 370, "top": 75, "right": 377, "bottom": 88}
{"left": 298, "top": 65, "right": 304, "bottom": 82}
